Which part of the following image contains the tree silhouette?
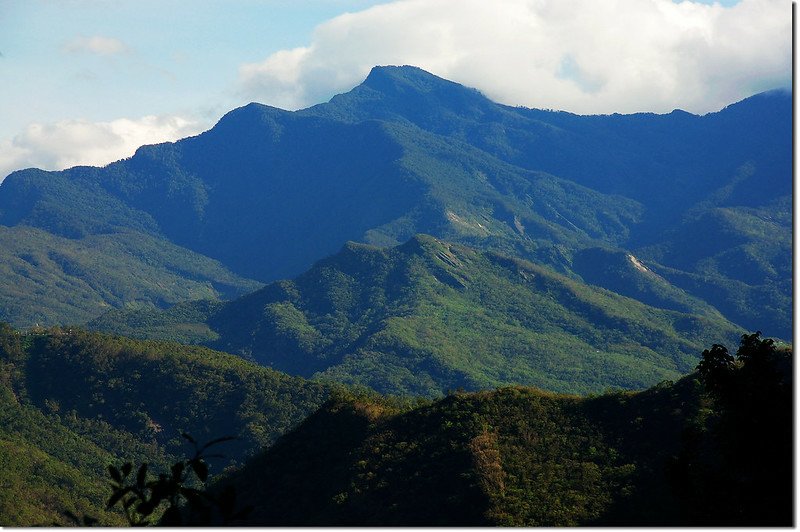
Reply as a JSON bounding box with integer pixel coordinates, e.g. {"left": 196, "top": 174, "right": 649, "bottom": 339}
{"left": 66, "top": 433, "right": 252, "bottom": 526}
{"left": 691, "top": 331, "right": 792, "bottom": 526}
{"left": 695, "top": 343, "right": 735, "bottom": 395}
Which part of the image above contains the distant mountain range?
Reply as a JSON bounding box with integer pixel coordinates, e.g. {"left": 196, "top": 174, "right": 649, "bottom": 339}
{"left": 0, "top": 65, "right": 790, "bottom": 341}
{"left": 0, "top": 66, "right": 789, "bottom": 340}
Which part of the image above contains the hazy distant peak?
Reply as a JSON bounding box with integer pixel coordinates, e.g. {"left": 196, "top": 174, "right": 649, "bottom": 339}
{"left": 712, "top": 88, "right": 791, "bottom": 117}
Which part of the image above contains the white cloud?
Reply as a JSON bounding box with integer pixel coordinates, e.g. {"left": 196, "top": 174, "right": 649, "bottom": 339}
{"left": 62, "top": 35, "right": 130, "bottom": 56}
{"left": 238, "top": 0, "right": 790, "bottom": 115}
{"left": 0, "top": 115, "right": 207, "bottom": 181}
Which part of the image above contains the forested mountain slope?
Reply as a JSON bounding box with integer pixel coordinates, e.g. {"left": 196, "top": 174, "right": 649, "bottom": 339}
{"left": 0, "top": 66, "right": 789, "bottom": 338}
{"left": 91, "top": 235, "right": 743, "bottom": 396}
{"left": 0, "top": 327, "right": 788, "bottom": 526}
{"left": 218, "top": 334, "right": 791, "bottom": 526}
{"left": 0, "top": 227, "right": 261, "bottom": 327}
{"left": 0, "top": 325, "right": 337, "bottom": 525}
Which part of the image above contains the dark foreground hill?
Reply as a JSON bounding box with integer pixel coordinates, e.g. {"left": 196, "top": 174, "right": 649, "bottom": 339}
{"left": 0, "top": 325, "right": 336, "bottom": 525}
{"left": 90, "top": 235, "right": 743, "bottom": 396}
{"left": 0, "top": 324, "right": 789, "bottom": 526}
{"left": 217, "top": 334, "right": 791, "bottom": 526}
{"left": 0, "top": 67, "right": 790, "bottom": 339}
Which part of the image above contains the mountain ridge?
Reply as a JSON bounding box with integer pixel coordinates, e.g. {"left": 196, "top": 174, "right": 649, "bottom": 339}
{"left": 90, "top": 234, "right": 744, "bottom": 396}
{"left": 0, "top": 65, "right": 790, "bottom": 339}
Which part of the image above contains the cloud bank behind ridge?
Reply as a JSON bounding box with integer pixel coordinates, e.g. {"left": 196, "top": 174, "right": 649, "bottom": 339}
{"left": 1, "top": 0, "right": 789, "bottom": 181}
{"left": 0, "top": 115, "right": 203, "bottom": 181}
{"left": 239, "top": 0, "right": 790, "bottom": 115}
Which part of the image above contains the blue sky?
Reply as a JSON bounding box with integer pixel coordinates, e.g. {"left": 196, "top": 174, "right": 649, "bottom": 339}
{"left": 1, "top": 1, "right": 391, "bottom": 134}
{"left": 0, "top": 0, "right": 790, "bottom": 179}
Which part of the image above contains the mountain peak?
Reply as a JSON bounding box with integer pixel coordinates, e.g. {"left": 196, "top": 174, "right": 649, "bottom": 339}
{"left": 309, "top": 64, "right": 499, "bottom": 126}
{"left": 713, "top": 87, "right": 790, "bottom": 118}
{"left": 336, "top": 235, "right": 446, "bottom": 262}
{"left": 362, "top": 65, "right": 453, "bottom": 91}
{"left": 359, "top": 64, "right": 488, "bottom": 103}
{"left": 214, "top": 101, "right": 287, "bottom": 128}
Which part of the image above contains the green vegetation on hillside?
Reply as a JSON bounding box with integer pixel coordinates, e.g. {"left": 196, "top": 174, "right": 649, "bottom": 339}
{"left": 638, "top": 201, "right": 792, "bottom": 340}
{"left": 219, "top": 332, "right": 791, "bottom": 526}
{"left": 21, "top": 329, "right": 334, "bottom": 462}
{"left": 219, "top": 385, "right": 690, "bottom": 525}
{"left": 87, "top": 300, "right": 223, "bottom": 345}
{"left": 0, "top": 67, "right": 789, "bottom": 338}
{"left": 0, "top": 324, "right": 165, "bottom": 525}
{"left": 0, "top": 66, "right": 788, "bottom": 526}
{"left": 0, "top": 226, "right": 260, "bottom": 329}
{"left": 0, "top": 321, "right": 788, "bottom": 526}
{"left": 0, "top": 324, "right": 337, "bottom": 525}
{"left": 93, "top": 235, "right": 743, "bottom": 397}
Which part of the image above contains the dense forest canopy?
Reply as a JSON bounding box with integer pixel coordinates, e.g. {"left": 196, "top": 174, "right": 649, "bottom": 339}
{"left": 0, "top": 67, "right": 790, "bottom": 527}
{"left": 89, "top": 236, "right": 744, "bottom": 396}
{"left": 0, "top": 325, "right": 790, "bottom": 526}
